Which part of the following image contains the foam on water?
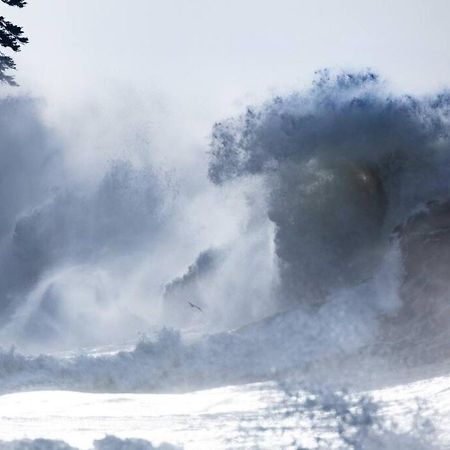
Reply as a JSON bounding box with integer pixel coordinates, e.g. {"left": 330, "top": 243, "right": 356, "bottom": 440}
{"left": 0, "top": 377, "right": 447, "bottom": 449}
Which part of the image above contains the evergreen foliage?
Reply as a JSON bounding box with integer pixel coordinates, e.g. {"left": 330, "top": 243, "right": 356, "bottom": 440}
{"left": 0, "top": 0, "right": 28, "bottom": 85}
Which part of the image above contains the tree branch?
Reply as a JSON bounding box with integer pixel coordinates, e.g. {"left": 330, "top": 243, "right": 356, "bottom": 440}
{"left": 1, "top": 0, "right": 27, "bottom": 8}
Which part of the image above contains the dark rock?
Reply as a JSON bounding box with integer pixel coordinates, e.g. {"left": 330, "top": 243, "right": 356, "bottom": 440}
{"left": 394, "top": 200, "right": 450, "bottom": 322}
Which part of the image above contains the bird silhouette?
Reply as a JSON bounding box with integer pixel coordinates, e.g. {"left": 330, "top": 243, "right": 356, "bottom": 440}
{"left": 188, "top": 301, "right": 203, "bottom": 312}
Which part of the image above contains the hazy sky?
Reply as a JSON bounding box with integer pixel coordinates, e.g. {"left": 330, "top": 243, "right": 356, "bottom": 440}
{"left": 7, "top": 0, "right": 450, "bottom": 116}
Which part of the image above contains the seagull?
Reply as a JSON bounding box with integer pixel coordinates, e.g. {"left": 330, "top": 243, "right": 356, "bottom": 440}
{"left": 188, "top": 301, "right": 203, "bottom": 312}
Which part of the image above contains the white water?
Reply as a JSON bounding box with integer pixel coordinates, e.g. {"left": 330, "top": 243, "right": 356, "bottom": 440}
{"left": 1, "top": 72, "right": 450, "bottom": 449}
{"left": 0, "top": 376, "right": 449, "bottom": 449}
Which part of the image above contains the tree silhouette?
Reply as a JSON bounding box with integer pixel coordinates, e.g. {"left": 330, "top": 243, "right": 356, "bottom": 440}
{"left": 0, "top": 0, "right": 27, "bottom": 85}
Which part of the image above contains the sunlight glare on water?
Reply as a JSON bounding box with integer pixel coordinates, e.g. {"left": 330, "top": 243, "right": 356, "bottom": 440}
{"left": 1, "top": 377, "right": 450, "bottom": 449}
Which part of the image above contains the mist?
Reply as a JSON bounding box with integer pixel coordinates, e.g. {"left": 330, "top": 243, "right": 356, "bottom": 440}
{"left": 0, "top": 87, "right": 280, "bottom": 352}
{"left": 209, "top": 70, "right": 450, "bottom": 307}
{"left": 0, "top": 69, "right": 449, "bottom": 364}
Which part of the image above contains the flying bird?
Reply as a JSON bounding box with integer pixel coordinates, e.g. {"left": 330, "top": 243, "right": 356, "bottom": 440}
{"left": 188, "top": 301, "right": 203, "bottom": 312}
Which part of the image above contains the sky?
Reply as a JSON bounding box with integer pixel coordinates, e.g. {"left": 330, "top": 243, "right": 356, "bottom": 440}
{"left": 2, "top": 0, "right": 449, "bottom": 221}
{"left": 7, "top": 0, "right": 450, "bottom": 119}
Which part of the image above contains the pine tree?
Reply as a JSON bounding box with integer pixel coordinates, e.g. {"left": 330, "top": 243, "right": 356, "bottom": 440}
{"left": 0, "top": 0, "right": 27, "bottom": 85}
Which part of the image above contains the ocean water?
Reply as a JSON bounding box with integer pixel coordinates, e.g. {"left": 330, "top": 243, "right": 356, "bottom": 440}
{"left": 0, "top": 375, "right": 449, "bottom": 449}
{"left": 2, "top": 71, "right": 450, "bottom": 449}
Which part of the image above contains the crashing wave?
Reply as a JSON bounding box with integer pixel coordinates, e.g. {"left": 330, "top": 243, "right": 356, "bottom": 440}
{"left": 209, "top": 70, "right": 450, "bottom": 309}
